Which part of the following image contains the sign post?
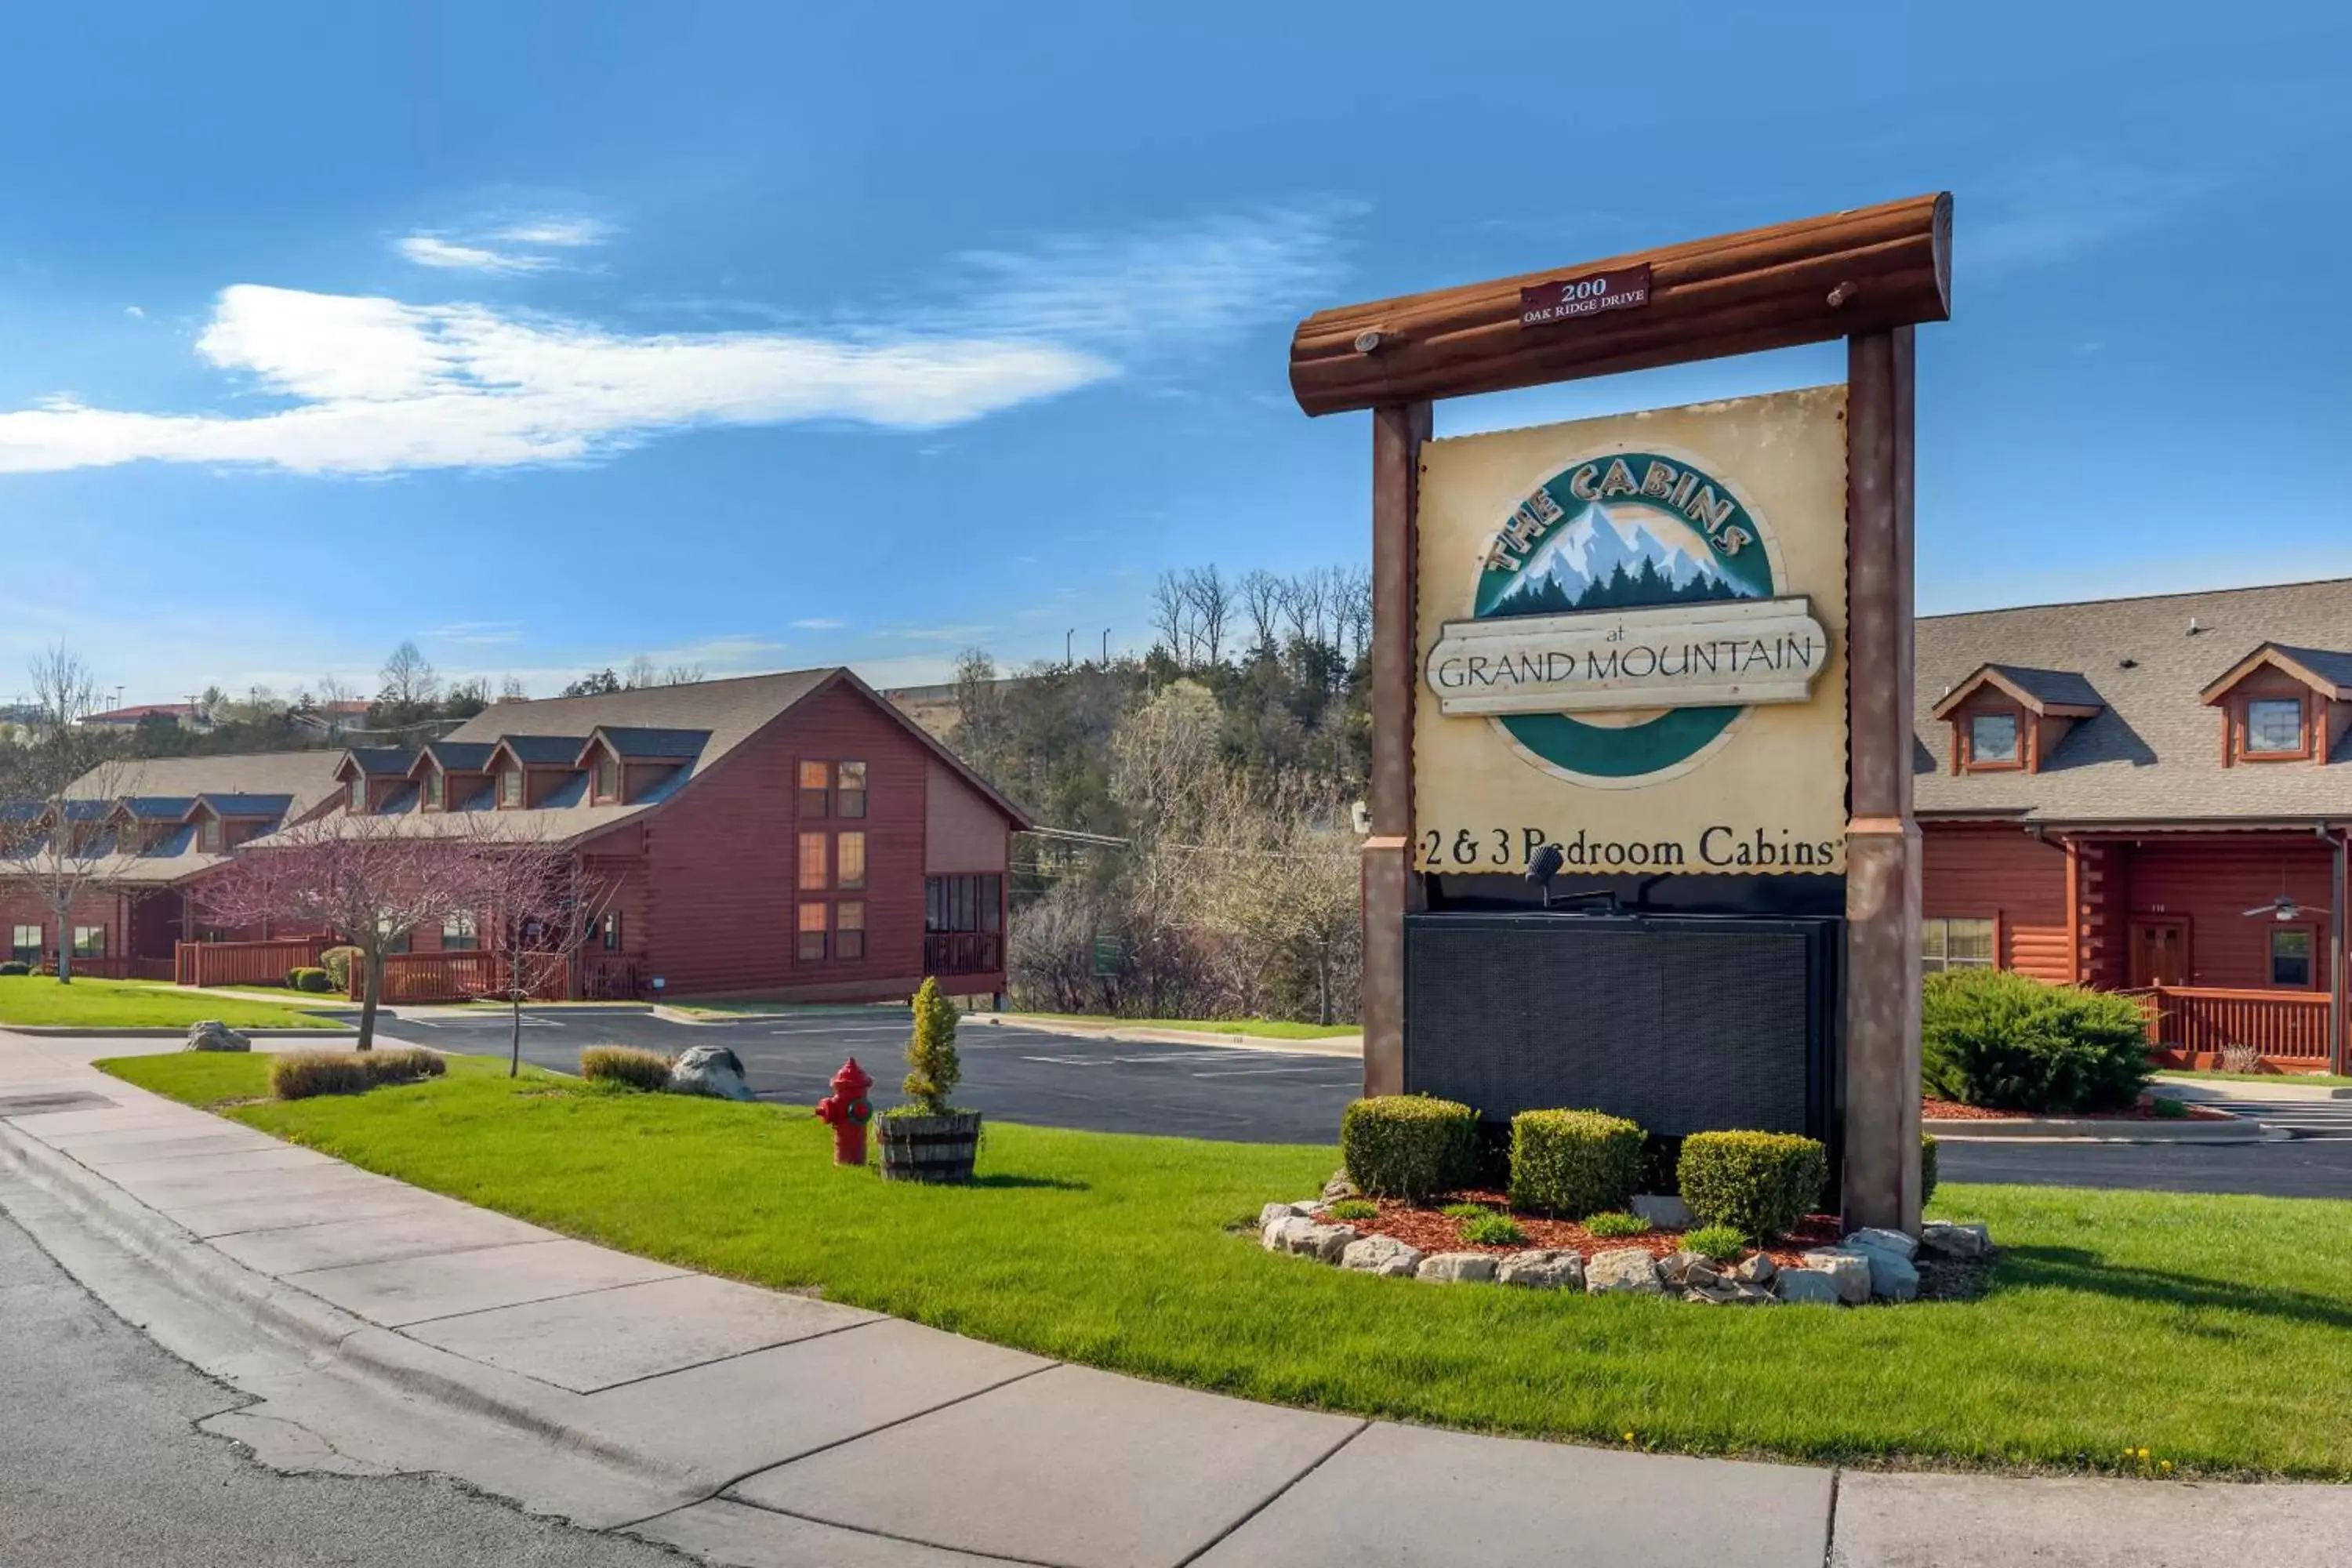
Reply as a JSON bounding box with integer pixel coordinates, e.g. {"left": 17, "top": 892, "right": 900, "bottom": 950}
{"left": 1290, "top": 194, "right": 1951, "bottom": 1233}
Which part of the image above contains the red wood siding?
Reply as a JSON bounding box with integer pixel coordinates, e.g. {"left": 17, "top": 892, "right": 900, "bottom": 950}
{"left": 2118, "top": 838, "right": 2334, "bottom": 991}
{"left": 637, "top": 681, "right": 959, "bottom": 1001}
{"left": 1921, "top": 823, "right": 2071, "bottom": 981}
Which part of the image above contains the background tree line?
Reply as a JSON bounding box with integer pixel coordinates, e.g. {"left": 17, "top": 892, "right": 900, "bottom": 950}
{"left": 949, "top": 564, "right": 1371, "bottom": 1025}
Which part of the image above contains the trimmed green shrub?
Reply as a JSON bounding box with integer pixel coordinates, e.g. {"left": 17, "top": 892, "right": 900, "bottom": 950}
{"left": 1683, "top": 1223, "right": 1748, "bottom": 1262}
{"left": 902, "top": 977, "right": 963, "bottom": 1112}
{"left": 1921, "top": 1132, "right": 1939, "bottom": 1208}
{"left": 1459, "top": 1213, "right": 1526, "bottom": 1246}
{"left": 1923, "top": 967, "right": 2151, "bottom": 1113}
{"left": 285, "top": 967, "right": 333, "bottom": 993}
{"left": 1678, "top": 1131, "right": 1828, "bottom": 1243}
{"left": 1583, "top": 1211, "right": 1651, "bottom": 1238}
{"left": 1339, "top": 1095, "right": 1479, "bottom": 1200}
{"left": 0, "top": 960, "right": 30, "bottom": 976}
{"left": 1322, "top": 1198, "right": 1378, "bottom": 1222}
{"left": 320, "top": 946, "right": 364, "bottom": 993}
{"left": 581, "top": 1045, "right": 673, "bottom": 1091}
{"left": 1507, "top": 1109, "right": 1644, "bottom": 1218}
{"left": 268, "top": 1047, "right": 444, "bottom": 1100}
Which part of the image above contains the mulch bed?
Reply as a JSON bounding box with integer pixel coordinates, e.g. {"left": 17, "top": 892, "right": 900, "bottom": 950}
{"left": 1322, "top": 1188, "right": 1846, "bottom": 1269}
{"left": 1922, "top": 1097, "right": 2234, "bottom": 1123}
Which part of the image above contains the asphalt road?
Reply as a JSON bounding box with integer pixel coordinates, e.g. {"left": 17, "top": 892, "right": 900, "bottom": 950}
{"left": 385, "top": 1007, "right": 2352, "bottom": 1196}
{"left": 387, "top": 1006, "right": 1364, "bottom": 1145}
{"left": 0, "top": 1210, "right": 685, "bottom": 1568}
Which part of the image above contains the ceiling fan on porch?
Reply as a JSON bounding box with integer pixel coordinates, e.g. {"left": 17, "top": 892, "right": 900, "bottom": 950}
{"left": 2244, "top": 869, "right": 2301, "bottom": 921}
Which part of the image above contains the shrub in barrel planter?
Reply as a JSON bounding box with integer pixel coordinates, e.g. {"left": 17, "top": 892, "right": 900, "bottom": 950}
{"left": 1677, "top": 1131, "right": 1828, "bottom": 1243}
{"left": 1506, "top": 1109, "right": 1644, "bottom": 1218}
{"left": 1340, "top": 1095, "right": 1479, "bottom": 1201}
{"left": 878, "top": 978, "right": 982, "bottom": 1183}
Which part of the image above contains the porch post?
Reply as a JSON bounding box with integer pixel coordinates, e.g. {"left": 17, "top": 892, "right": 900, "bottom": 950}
{"left": 2332, "top": 828, "right": 2347, "bottom": 1076}
{"left": 1362, "top": 400, "right": 1432, "bottom": 1099}
{"left": 1842, "top": 328, "right": 1924, "bottom": 1236}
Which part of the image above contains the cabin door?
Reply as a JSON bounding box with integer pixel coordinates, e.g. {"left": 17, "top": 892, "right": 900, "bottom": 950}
{"left": 2129, "top": 919, "right": 2189, "bottom": 988}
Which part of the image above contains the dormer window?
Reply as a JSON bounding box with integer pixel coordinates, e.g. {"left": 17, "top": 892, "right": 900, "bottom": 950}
{"left": 499, "top": 765, "right": 524, "bottom": 808}
{"left": 349, "top": 775, "right": 366, "bottom": 811}
{"left": 595, "top": 756, "right": 619, "bottom": 802}
{"left": 1968, "top": 713, "right": 2020, "bottom": 767}
{"left": 2245, "top": 698, "right": 2305, "bottom": 757}
{"left": 199, "top": 815, "right": 223, "bottom": 852}
{"left": 424, "top": 769, "right": 445, "bottom": 809}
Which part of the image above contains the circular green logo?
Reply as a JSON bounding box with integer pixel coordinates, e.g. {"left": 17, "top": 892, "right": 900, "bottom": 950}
{"left": 1473, "top": 452, "right": 1775, "bottom": 785}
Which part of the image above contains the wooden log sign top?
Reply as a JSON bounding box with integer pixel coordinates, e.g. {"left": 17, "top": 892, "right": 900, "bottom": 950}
{"left": 1288, "top": 192, "right": 1950, "bottom": 416}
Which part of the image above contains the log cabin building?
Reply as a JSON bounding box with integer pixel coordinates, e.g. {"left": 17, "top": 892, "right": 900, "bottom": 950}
{"left": 1919, "top": 578, "right": 2352, "bottom": 1074}
{"left": 1, "top": 669, "right": 1026, "bottom": 1004}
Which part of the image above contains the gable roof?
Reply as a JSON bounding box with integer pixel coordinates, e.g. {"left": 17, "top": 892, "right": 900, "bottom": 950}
{"left": 1918, "top": 578, "right": 2352, "bottom": 826}
{"left": 37, "top": 750, "right": 349, "bottom": 885}
{"left": 414, "top": 740, "right": 499, "bottom": 774}
{"left": 489, "top": 734, "right": 591, "bottom": 768}
{"left": 191, "top": 793, "right": 294, "bottom": 820}
{"left": 1929, "top": 663, "right": 2105, "bottom": 720}
{"left": 586, "top": 726, "right": 712, "bottom": 762}
{"left": 2197, "top": 641, "right": 2352, "bottom": 703}
{"left": 340, "top": 746, "right": 417, "bottom": 778}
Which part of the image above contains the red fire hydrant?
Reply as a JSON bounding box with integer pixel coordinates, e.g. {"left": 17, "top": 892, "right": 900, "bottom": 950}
{"left": 815, "top": 1057, "right": 875, "bottom": 1167}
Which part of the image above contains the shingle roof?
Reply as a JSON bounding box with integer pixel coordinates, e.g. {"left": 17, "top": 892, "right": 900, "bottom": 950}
{"left": 1918, "top": 579, "right": 2352, "bottom": 825}
{"left": 491, "top": 735, "right": 591, "bottom": 767}
{"left": 48, "top": 751, "right": 350, "bottom": 884}
{"left": 194, "top": 793, "right": 294, "bottom": 819}
{"left": 590, "top": 726, "right": 712, "bottom": 760}
{"left": 419, "top": 741, "right": 499, "bottom": 772}
{"left": 344, "top": 747, "right": 417, "bottom": 776}
{"left": 1984, "top": 665, "right": 2106, "bottom": 711}
{"left": 117, "top": 796, "right": 198, "bottom": 821}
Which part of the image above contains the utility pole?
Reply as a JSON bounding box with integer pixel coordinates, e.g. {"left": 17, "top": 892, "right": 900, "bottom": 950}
{"left": 1064, "top": 629, "right": 1074, "bottom": 668}
{"left": 1102, "top": 629, "right": 1110, "bottom": 664}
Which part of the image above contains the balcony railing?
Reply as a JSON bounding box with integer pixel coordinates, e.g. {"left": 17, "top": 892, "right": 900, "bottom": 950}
{"left": 352, "top": 951, "right": 572, "bottom": 1005}
{"left": 175, "top": 937, "right": 332, "bottom": 989}
{"left": 924, "top": 931, "right": 1001, "bottom": 977}
{"left": 2125, "top": 984, "right": 2337, "bottom": 1064}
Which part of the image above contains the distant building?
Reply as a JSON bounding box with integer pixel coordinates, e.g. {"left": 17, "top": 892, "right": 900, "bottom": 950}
{"left": 76, "top": 702, "right": 210, "bottom": 732}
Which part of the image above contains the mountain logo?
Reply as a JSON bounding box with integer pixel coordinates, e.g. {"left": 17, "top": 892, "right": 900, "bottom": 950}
{"left": 1465, "top": 450, "right": 1783, "bottom": 785}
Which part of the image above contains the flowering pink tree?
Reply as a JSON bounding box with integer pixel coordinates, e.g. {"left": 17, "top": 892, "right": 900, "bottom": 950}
{"left": 458, "top": 820, "right": 617, "bottom": 1077}
{"left": 196, "top": 815, "right": 485, "bottom": 1050}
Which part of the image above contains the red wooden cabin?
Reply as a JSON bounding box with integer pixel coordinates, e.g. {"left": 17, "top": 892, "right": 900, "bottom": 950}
{"left": 1918, "top": 579, "right": 2352, "bottom": 1073}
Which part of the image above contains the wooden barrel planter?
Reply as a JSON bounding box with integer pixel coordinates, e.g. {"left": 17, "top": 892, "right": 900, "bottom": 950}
{"left": 877, "top": 1110, "right": 983, "bottom": 1184}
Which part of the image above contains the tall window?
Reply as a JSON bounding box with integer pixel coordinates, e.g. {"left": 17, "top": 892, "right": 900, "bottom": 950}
{"left": 10, "top": 925, "right": 42, "bottom": 964}
{"left": 600, "top": 911, "right": 624, "bottom": 952}
{"left": 72, "top": 926, "right": 107, "bottom": 959}
{"left": 2270, "top": 927, "right": 2314, "bottom": 987}
{"left": 837, "top": 901, "right": 866, "bottom": 960}
{"left": 798, "top": 831, "right": 829, "bottom": 891}
{"left": 350, "top": 775, "right": 366, "bottom": 811}
{"left": 441, "top": 913, "right": 478, "bottom": 952}
{"left": 838, "top": 760, "right": 867, "bottom": 819}
{"left": 595, "top": 755, "right": 620, "bottom": 802}
{"left": 2246, "top": 698, "right": 2304, "bottom": 756}
{"left": 1922, "top": 917, "right": 1995, "bottom": 973}
{"left": 837, "top": 830, "right": 866, "bottom": 890}
{"left": 198, "top": 815, "right": 223, "bottom": 852}
{"left": 924, "top": 873, "right": 1004, "bottom": 934}
{"left": 424, "top": 770, "right": 445, "bottom": 809}
{"left": 797, "top": 902, "right": 828, "bottom": 961}
{"left": 799, "top": 759, "right": 830, "bottom": 817}
{"left": 1968, "top": 713, "right": 2020, "bottom": 766}
{"left": 499, "top": 766, "right": 524, "bottom": 808}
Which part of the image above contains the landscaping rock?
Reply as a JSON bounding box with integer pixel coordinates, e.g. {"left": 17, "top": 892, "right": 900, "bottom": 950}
{"left": 1258, "top": 1202, "right": 1298, "bottom": 1232}
{"left": 1730, "top": 1253, "right": 1777, "bottom": 1286}
{"left": 1733, "top": 1283, "right": 1777, "bottom": 1305}
{"left": 1920, "top": 1221, "right": 1992, "bottom": 1259}
{"left": 1840, "top": 1242, "right": 1920, "bottom": 1303}
{"left": 1681, "top": 1277, "right": 1740, "bottom": 1305}
{"left": 1262, "top": 1215, "right": 1314, "bottom": 1252}
{"left": 1340, "top": 1234, "right": 1422, "bottom": 1277}
{"left": 1775, "top": 1268, "right": 1842, "bottom": 1305}
{"left": 1657, "top": 1250, "right": 1723, "bottom": 1290}
{"left": 1495, "top": 1249, "right": 1584, "bottom": 1290}
{"left": 666, "top": 1044, "right": 753, "bottom": 1101}
{"left": 183, "top": 1021, "right": 250, "bottom": 1053}
{"left": 1283, "top": 1222, "right": 1357, "bottom": 1265}
{"left": 1844, "top": 1225, "right": 1918, "bottom": 1261}
{"left": 1584, "top": 1249, "right": 1663, "bottom": 1296}
{"left": 1798, "top": 1250, "right": 1873, "bottom": 1305}
{"left": 1322, "top": 1170, "right": 1359, "bottom": 1201}
{"left": 1631, "top": 1192, "right": 1693, "bottom": 1229}
{"left": 1415, "top": 1251, "right": 1498, "bottom": 1284}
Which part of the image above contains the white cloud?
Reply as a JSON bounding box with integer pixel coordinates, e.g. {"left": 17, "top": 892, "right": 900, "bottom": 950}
{"left": 1968, "top": 159, "right": 2210, "bottom": 275}
{"left": 396, "top": 233, "right": 562, "bottom": 274}
{"left": 425, "top": 620, "right": 524, "bottom": 645}
{"left": 122, "top": 305, "right": 145, "bottom": 320}
{"left": 491, "top": 217, "right": 612, "bottom": 248}
{"left": 0, "top": 285, "right": 1112, "bottom": 474}
{"left": 791, "top": 617, "right": 845, "bottom": 630}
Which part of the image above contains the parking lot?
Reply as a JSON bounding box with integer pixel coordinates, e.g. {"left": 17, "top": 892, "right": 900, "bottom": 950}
{"left": 383, "top": 1006, "right": 1362, "bottom": 1145}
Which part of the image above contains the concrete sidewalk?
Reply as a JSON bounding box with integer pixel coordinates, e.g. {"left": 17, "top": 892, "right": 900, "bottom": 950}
{"left": 3, "top": 1032, "right": 2348, "bottom": 1567}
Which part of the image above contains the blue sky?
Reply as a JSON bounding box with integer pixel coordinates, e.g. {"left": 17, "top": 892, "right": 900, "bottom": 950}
{"left": 2, "top": 2, "right": 2344, "bottom": 706}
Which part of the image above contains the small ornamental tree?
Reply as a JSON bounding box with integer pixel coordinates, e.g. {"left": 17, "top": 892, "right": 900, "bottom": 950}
{"left": 1, "top": 647, "right": 125, "bottom": 985}
{"left": 195, "top": 815, "right": 485, "bottom": 1050}
{"left": 902, "top": 977, "right": 962, "bottom": 1113}
{"left": 459, "top": 819, "right": 617, "bottom": 1077}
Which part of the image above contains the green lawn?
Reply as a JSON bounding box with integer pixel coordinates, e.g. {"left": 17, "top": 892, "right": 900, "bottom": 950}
{"left": 1009, "top": 1013, "right": 1360, "bottom": 1041}
{"left": 100, "top": 1051, "right": 2352, "bottom": 1479}
{"left": 0, "top": 977, "right": 349, "bottom": 1029}
{"left": 2157, "top": 1069, "right": 2352, "bottom": 1088}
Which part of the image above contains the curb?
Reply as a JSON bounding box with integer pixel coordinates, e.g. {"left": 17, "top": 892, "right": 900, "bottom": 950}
{"left": 1926, "top": 1116, "right": 2260, "bottom": 1144}
{"left": 2154, "top": 1076, "right": 2352, "bottom": 1103}
{"left": 969, "top": 1015, "right": 1366, "bottom": 1058}
{"left": 0, "top": 1115, "right": 688, "bottom": 1491}
{"left": 4, "top": 1025, "right": 359, "bottom": 1038}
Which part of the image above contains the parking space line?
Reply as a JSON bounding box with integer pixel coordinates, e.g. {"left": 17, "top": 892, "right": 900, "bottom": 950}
{"left": 1191, "top": 1065, "right": 1359, "bottom": 1078}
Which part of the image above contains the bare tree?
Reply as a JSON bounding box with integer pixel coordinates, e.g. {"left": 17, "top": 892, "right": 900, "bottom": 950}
{"left": 497, "top": 674, "right": 529, "bottom": 702}
{"left": 459, "top": 821, "right": 617, "bottom": 1076}
{"left": 378, "top": 641, "right": 440, "bottom": 712}
{"left": 622, "top": 655, "right": 659, "bottom": 689}
{"left": 659, "top": 662, "right": 706, "bottom": 687}
{"left": 3, "top": 648, "right": 124, "bottom": 984}
{"left": 1280, "top": 570, "right": 1324, "bottom": 649}
{"left": 1241, "top": 570, "right": 1283, "bottom": 659}
{"left": 1148, "top": 572, "right": 1194, "bottom": 666}
{"left": 1336, "top": 564, "right": 1374, "bottom": 663}
{"left": 196, "top": 816, "right": 485, "bottom": 1049}
{"left": 1182, "top": 566, "right": 1232, "bottom": 669}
